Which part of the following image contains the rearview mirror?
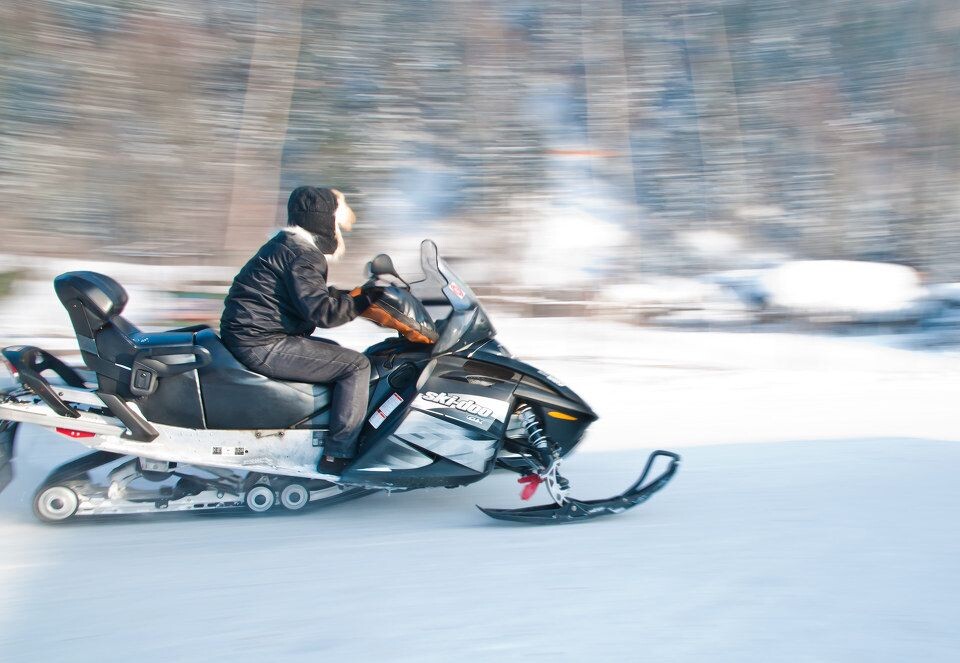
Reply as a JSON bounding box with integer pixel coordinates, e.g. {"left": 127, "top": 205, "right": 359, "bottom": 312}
{"left": 370, "top": 254, "right": 401, "bottom": 280}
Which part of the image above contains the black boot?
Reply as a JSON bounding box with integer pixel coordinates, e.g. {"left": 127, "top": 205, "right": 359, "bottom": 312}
{"left": 318, "top": 455, "right": 350, "bottom": 476}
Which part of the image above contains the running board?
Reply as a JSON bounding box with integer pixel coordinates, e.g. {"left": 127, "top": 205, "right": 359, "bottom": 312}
{"left": 478, "top": 450, "right": 680, "bottom": 524}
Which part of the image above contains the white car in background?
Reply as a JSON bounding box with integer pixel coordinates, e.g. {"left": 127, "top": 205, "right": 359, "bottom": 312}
{"left": 711, "top": 260, "right": 935, "bottom": 324}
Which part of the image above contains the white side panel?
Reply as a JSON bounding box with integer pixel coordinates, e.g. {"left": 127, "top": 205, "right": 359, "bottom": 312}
{"left": 1, "top": 395, "right": 332, "bottom": 479}
{"left": 91, "top": 426, "right": 329, "bottom": 479}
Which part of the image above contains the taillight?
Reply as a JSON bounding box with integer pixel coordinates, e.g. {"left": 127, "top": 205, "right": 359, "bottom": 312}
{"left": 56, "top": 428, "right": 96, "bottom": 439}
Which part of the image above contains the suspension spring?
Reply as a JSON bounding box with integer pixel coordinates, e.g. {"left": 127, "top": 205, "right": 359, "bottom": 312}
{"left": 516, "top": 404, "right": 553, "bottom": 465}
{"left": 516, "top": 404, "right": 568, "bottom": 505}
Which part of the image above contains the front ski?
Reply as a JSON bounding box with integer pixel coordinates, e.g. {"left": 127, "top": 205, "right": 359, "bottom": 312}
{"left": 478, "top": 450, "right": 680, "bottom": 524}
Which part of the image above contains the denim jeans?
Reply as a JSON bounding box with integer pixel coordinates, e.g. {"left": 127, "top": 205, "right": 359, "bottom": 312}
{"left": 229, "top": 336, "right": 371, "bottom": 458}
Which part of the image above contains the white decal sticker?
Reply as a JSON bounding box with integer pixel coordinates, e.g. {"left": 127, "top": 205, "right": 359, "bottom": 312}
{"left": 368, "top": 393, "right": 404, "bottom": 429}
{"left": 420, "top": 391, "right": 493, "bottom": 417}
{"left": 413, "top": 392, "right": 509, "bottom": 422}
{"left": 212, "top": 446, "right": 246, "bottom": 456}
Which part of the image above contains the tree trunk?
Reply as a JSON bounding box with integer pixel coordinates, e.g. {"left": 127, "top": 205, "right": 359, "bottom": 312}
{"left": 223, "top": 0, "right": 304, "bottom": 259}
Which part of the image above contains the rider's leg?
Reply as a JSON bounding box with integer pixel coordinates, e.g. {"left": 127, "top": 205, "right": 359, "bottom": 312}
{"left": 231, "top": 336, "right": 371, "bottom": 459}
{"left": 322, "top": 354, "right": 370, "bottom": 457}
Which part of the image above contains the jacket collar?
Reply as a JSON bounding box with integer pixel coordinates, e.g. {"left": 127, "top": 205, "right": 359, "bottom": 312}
{"left": 279, "top": 226, "right": 344, "bottom": 262}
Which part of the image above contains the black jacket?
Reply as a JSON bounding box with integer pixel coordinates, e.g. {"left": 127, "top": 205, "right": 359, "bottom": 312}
{"left": 220, "top": 230, "right": 359, "bottom": 347}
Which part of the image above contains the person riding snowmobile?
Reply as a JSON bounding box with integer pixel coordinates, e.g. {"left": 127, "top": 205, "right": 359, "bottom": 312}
{"left": 219, "top": 186, "right": 381, "bottom": 475}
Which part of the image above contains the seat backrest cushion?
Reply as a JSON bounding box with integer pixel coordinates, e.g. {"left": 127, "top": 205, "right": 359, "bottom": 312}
{"left": 54, "top": 271, "right": 128, "bottom": 337}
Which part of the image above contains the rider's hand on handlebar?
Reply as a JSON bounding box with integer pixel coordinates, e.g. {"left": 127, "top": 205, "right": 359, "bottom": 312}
{"left": 351, "top": 282, "right": 385, "bottom": 313}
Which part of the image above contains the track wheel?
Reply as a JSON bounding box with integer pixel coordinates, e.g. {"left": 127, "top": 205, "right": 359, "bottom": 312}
{"left": 280, "top": 483, "right": 309, "bottom": 511}
{"left": 34, "top": 485, "right": 80, "bottom": 523}
{"left": 245, "top": 484, "right": 275, "bottom": 513}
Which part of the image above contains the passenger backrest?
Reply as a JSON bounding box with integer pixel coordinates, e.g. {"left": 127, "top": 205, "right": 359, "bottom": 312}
{"left": 54, "top": 271, "right": 138, "bottom": 396}
{"left": 52, "top": 272, "right": 207, "bottom": 428}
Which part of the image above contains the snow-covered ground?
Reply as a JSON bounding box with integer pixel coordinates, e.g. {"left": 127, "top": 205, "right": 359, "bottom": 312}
{"left": 2, "top": 318, "right": 960, "bottom": 661}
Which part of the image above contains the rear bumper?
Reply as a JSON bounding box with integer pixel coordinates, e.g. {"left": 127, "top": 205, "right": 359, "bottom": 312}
{"left": 2, "top": 346, "right": 87, "bottom": 418}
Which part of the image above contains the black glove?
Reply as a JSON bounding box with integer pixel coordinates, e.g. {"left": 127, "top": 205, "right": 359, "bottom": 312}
{"left": 353, "top": 283, "right": 385, "bottom": 314}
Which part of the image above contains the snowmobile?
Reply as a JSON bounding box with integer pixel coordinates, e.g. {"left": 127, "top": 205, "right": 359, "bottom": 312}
{"left": 0, "top": 239, "right": 679, "bottom": 524}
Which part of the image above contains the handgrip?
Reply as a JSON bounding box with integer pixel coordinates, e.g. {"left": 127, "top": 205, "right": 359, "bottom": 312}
{"left": 129, "top": 346, "right": 212, "bottom": 396}
{"left": 133, "top": 345, "right": 212, "bottom": 377}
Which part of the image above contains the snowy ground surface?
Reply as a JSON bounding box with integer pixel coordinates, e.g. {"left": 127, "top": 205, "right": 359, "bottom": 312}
{"left": 2, "top": 318, "right": 960, "bottom": 662}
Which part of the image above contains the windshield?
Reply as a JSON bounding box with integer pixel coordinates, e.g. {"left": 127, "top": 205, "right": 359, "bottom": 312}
{"left": 411, "top": 239, "right": 495, "bottom": 355}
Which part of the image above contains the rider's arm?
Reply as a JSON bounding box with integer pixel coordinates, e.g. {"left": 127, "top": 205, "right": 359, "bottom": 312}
{"left": 286, "top": 253, "right": 360, "bottom": 328}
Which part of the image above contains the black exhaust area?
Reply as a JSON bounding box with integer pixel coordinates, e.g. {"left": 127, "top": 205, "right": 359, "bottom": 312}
{"left": 0, "top": 420, "right": 19, "bottom": 494}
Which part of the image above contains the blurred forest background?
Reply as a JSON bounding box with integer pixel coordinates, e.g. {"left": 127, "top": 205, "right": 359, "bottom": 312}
{"left": 1, "top": 0, "right": 959, "bottom": 284}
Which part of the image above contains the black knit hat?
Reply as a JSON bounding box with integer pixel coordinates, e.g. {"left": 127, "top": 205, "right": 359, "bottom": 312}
{"left": 287, "top": 185, "right": 339, "bottom": 254}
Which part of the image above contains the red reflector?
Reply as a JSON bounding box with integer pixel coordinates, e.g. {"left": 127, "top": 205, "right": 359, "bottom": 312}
{"left": 56, "top": 428, "right": 96, "bottom": 439}
{"left": 518, "top": 474, "right": 542, "bottom": 501}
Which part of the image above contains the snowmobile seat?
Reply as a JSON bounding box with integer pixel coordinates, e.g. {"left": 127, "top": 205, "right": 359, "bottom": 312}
{"left": 195, "top": 329, "right": 331, "bottom": 430}
{"left": 53, "top": 272, "right": 330, "bottom": 431}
